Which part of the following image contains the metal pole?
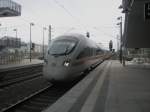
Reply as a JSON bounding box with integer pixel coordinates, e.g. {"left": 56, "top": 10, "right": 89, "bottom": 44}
{"left": 120, "top": 17, "right": 123, "bottom": 64}
{"left": 0, "top": 24, "right": 1, "bottom": 38}
{"left": 123, "top": 11, "right": 130, "bottom": 67}
{"left": 13, "top": 29, "right": 17, "bottom": 38}
{"left": 48, "top": 25, "right": 51, "bottom": 45}
{"left": 29, "top": 23, "right": 34, "bottom": 62}
{"left": 16, "top": 29, "right": 18, "bottom": 38}
{"left": 43, "top": 28, "right": 44, "bottom": 59}
{"left": 43, "top": 27, "right": 46, "bottom": 59}
{"left": 123, "top": 14, "right": 127, "bottom": 66}
{"left": 16, "top": 29, "right": 18, "bottom": 47}
{"left": 13, "top": 29, "right": 18, "bottom": 47}
{"left": 117, "top": 35, "right": 119, "bottom": 52}
{"left": 30, "top": 24, "right": 31, "bottom": 62}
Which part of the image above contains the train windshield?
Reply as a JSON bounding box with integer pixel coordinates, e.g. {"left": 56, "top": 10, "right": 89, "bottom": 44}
{"left": 49, "top": 39, "right": 77, "bottom": 56}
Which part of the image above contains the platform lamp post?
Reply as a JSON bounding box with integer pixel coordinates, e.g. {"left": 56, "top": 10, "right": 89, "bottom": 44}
{"left": 13, "top": 28, "right": 18, "bottom": 38}
{"left": 29, "top": 22, "right": 34, "bottom": 62}
{"left": 0, "top": 24, "right": 2, "bottom": 38}
{"left": 13, "top": 28, "right": 18, "bottom": 48}
{"left": 43, "top": 27, "right": 47, "bottom": 60}
{"left": 117, "top": 16, "right": 123, "bottom": 64}
{"left": 118, "top": 1, "right": 133, "bottom": 66}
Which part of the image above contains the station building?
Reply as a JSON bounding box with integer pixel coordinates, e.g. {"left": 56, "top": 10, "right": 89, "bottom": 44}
{"left": 0, "top": 36, "right": 21, "bottom": 50}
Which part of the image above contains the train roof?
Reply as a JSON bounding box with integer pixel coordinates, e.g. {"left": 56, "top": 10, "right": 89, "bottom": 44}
{"left": 53, "top": 33, "right": 86, "bottom": 41}
{"left": 52, "top": 33, "right": 106, "bottom": 50}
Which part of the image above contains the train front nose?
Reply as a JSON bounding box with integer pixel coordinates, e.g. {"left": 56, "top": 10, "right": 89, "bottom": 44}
{"left": 43, "top": 37, "right": 78, "bottom": 82}
{"left": 43, "top": 64, "right": 70, "bottom": 82}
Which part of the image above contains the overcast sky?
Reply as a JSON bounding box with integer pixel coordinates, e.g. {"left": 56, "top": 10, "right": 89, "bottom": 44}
{"left": 0, "top": 0, "right": 123, "bottom": 49}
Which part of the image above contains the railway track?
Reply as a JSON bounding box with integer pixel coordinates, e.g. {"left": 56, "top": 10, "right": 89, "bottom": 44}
{"left": 0, "top": 64, "right": 43, "bottom": 88}
{"left": 0, "top": 60, "right": 106, "bottom": 112}
{"left": 0, "top": 72, "right": 42, "bottom": 88}
{"left": 1, "top": 83, "right": 76, "bottom": 112}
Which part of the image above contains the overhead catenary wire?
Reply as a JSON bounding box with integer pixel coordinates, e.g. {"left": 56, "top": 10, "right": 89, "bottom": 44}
{"left": 51, "top": 0, "right": 88, "bottom": 32}
{"left": 1, "top": 0, "right": 119, "bottom": 46}
{"left": 53, "top": 0, "right": 77, "bottom": 22}
{"left": 19, "top": 17, "right": 48, "bottom": 30}
{"left": 93, "top": 27, "right": 118, "bottom": 39}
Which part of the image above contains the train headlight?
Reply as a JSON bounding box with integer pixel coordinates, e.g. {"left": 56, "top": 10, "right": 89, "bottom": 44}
{"left": 63, "top": 61, "right": 70, "bottom": 67}
{"left": 63, "top": 58, "right": 71, "bottom": 67}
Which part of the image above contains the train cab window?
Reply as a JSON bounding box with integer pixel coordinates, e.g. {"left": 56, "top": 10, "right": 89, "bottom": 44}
{"left": 49, "top": 39, "right": 77, "bottom": 56}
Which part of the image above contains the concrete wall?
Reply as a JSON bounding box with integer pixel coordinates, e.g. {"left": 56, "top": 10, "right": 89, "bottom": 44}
{"left": 125, "top": 0, "right": 150, "bottom": 48}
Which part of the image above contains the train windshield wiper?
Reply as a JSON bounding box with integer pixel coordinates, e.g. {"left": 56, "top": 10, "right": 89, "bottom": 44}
{"left": 64, "top": 46, "right": 69, "bottom": 56}
{"left": 51, "top": 53, "right": 64, "bottom": 56}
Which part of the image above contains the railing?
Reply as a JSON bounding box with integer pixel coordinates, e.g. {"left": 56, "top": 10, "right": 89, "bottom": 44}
{"left": 0, "top": 53, "right": 24, "bottom": 64}
{"left": 0, "top": 52, "right": 43, "bottom": 65}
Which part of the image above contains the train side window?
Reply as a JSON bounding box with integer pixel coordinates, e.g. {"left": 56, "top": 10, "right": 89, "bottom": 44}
{"left": 93, "top": 48, "right": 96, "bottom": 55}
{"left": 96, "top": 48, "right": 103, "bottom": 55}
{"left": 76, "top": 47, "right": 90, "bottom": 59}
{"left": 90, "top": 48, "right": 93, "bottom": 56}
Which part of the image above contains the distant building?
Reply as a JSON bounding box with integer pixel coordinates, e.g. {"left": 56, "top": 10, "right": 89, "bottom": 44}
{"left": 20, "top": 42, "right": 28, "bottom": 53}
{"left": 0, "top": 36, "right": 21, "bottom": 50}
{"left": 0, "top": 36, "right": 48, "bottom": 55}
{"left": 0, "top": 0, "right": 21, "bottom": 17}
{"left": 25, "top": 43, "right": 48, "bottom": 54}
{"left": 34, "top": 44, "right": 43, "bottom": 53}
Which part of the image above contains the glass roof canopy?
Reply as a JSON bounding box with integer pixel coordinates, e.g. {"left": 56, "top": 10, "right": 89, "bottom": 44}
{"left": 0, "top": 0, "right": 21, "bottom": 17}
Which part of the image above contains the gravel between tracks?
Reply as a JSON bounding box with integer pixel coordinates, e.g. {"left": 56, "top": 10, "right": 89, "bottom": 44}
{"left": 0, "top": 76, "right": 50, "bottom": 111}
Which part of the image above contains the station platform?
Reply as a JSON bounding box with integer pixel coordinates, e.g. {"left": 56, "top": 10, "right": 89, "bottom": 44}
{"left": 0, "top": 59, "right": 43, "bottom": 71}
{"left": 44, "top": 60, "right": 150, "bottom": 112}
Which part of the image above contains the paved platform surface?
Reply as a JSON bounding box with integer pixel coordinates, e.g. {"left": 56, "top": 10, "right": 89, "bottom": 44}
{"left": 0, "top": 59, "right": 43, "bottom": 70}
{"left": 90, "top": 60, "right": 150, "bottom": 112}
{"left": 44, "top": 60, "right": 150, "bottom": 112}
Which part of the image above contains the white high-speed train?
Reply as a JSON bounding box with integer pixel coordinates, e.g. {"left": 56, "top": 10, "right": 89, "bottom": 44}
{"left": 43, "top": 33, "right": 110, "bottom": 83}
